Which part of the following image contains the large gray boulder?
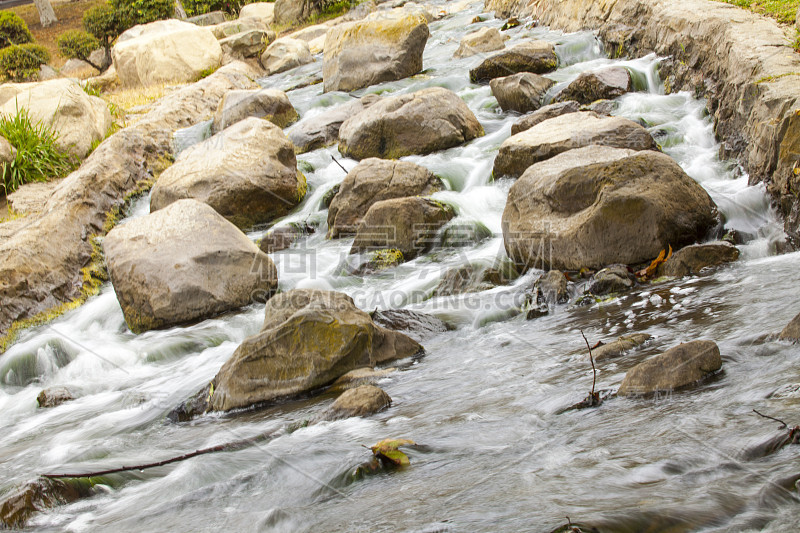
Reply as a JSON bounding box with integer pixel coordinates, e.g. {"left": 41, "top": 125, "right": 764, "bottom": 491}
{"left": 199, "top": 289, "right": 421, "bottom": 413}
{"left": 351, "top": 197, "right": 455, "bottom": 260}
{"left": 502, "top": 145, "right": 719, "bottom": 270}
{"left": 555, "top": 67, "right": 633, "bottom": 104}
{"left": 260, "top": 38, "right": 312, "bottom": 75}
{"left": 287, "top": 94, "right": 380, "bottom": 153}
{"left": 327, "top": 158, "right": 443, "bottom": 238}
{"left": 219, "top": 29, "right": 275, "bottom": 61}
{"left": 150, "top": 117, "right": 306, "bottom": 230}
{"left": 323, "top": 10, "right": 429, "bottom": 92}
{"left": 209, "top": 18, "right": 269, "bottom": 39}
{"left": 274, "top": 0, "right": 318, "bottom": 26}
{"left": 618, "top": 340, "right": 722, "bottom": 396}
{"left": 490, "top": 72, "right": 554, "bottom": 113}
{"left": 511, "top": 100, "right": 580, "bottom": 135}
{"left": 493, "top": 111, "right": 658, "bottom": 179}
{"left": 454, "top": 26, "right": 508, "bottom": 58}
{"left": 339, "top": 87, "right": 483, "bottom": 159}
{"left": 212, "top": 88, "right": 298, "bottom": 133}
{"left": 104, "top": 199, "right": 277, "bottom": 333}
{"left": 469, "top": 40, "right": 558, "bottom": 83}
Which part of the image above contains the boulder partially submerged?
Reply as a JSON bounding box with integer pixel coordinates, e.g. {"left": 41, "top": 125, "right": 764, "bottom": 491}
{"left": 490, "top": 72, "right": 555, "bottom": 113}
{"left": 150, "top": 117, "right": 306, "bottom": 230}
{"left": 288, "top": 94, "right": 380, "bottom": 153}
{"left": 172, "top": 289, "right": 421, "bottom": 417}
{"left": 104, "top": 199, "right": 277, "bottom": 333}
{"left": 555, "top": 67, "right": 633, "bottom": 104}
{"left": 339, "top": 87, "right": 483, "bottom": 159}
{"left": 469, "top": 41, "right": 558, "bottom": 83}
{"left": 454, "top": 27, "right": 508, "bottom": 58}
{"left": 618, "top": 340, "right": 722, "bottom": 396}
{"left": 212, "top": 88, "right": 298, "bottom": 132}
{"left": 502, "top": 146, "right": 719, "bottom": 270}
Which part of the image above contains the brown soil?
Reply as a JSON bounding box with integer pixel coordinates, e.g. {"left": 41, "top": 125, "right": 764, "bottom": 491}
{"left": 2, "top": 0, "right": 107, "bottom": 68}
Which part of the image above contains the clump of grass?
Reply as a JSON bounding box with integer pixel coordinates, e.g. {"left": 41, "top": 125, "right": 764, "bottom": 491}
{"left": 103, "top": 83, "right": 175, "bottom": 115}
{"left": 716, "top": 0, "right": 800, "bottom": 24}
{"left": 0, "top": 107, "right": 78, "bottom": 196}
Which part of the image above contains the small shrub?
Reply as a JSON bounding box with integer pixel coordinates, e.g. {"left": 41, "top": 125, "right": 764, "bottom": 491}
{"left": 83, "top": 4, "right": 121, "bottom": 69}
{"left": 0, "top": 107, "right": 78, "bottom": 195}
{"left": 0, "top": 44, "right": 50, "bottom": 82}
{"left": 0, "top": 12, "right": 33, "bottom": 49}
{"left": 57, "top": 30, "right": 102, "bottom": 68}
{"left": 110, "top": 0, "right": 175, "bottom": 29}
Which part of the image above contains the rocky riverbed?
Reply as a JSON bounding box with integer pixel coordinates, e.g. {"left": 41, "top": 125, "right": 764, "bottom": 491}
{"left": 1, "top": 0, "right": 800, "bottom": 531}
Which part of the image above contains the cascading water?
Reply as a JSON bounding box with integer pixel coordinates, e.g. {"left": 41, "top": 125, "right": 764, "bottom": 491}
{"left": 1, "top": 1, "right": 798, "bottom": 531}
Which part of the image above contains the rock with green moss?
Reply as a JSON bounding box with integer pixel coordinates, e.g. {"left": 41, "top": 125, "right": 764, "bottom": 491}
{"left": 469, "top": 40, "right": 558, "bottom": 83}
{"left": 493, "top": 111, "right": 657, "bottom": 179}
{"left": 351, "top": 197, "right": 455, "bottom": 260}
{"left": 327, "top": 158, "right": 443, "bottom": 238}
{"left": 490, "top": 72, "right": 554, "bottom": 113}
{"left": 0, "top": 477, "right": 97, "bottom": 529}
{"left": 212, "top": 88, "right": 297, "bottom": 132}
{"left": 104, "top": 199, "right": 278, "bottom": 333}
{"left": 174, "top": 289, "right": 422, "bottom": 415}
{"left": 554, "top": 66, "right": 632, "bottom": 104}
{"left": 502, "top": 145, "right": 719, "bottom": 271}
{"left": 150, "top": 117, "right": 305, "bottom": 230}
{"left": 339, "top": 87, "right": 484, "bottom": 160}
{"left": 323, "top": 10, "right": 429, "bottom": 92}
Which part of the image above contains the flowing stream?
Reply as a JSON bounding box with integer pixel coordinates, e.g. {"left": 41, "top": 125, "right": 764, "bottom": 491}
{"left": 2, "top": 1, "right": 799, "bottom": 531}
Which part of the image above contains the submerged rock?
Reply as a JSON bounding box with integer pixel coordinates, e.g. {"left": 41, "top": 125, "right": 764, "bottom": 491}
{"left": 435, "top": 262, "right": 518, "bottom": 297}
{"left": 175, "top": 290, "right": 421, "bottom": 416}
{"left": 555, "top": 66, "right": 633, "bottom": 104}
{"left": 493, "top": 111, "right": 658, "bottom": 179}
{"left": 490, "top": 72, "right": 555, "bottom": 113}
{"left": 327, "top": 158, "right": 443, "bottom": 238}
{"left": 326, "top": 385, "right": 392, "bottom": 419}
{"left": 151, "top": 117, "right": 306, "bottom": 230}
{"left": 36, "top": 386, "right": 75, "bottom": 408}
{"left": 323, "top": 10, "right": 429, "bottom": 92}
{"left": 453, "top": 26, "right": 508, "bottom": 58}
{"left": 511, "top": 100, "right": 580, "bottom": 135}
{"left": 288, "top": 94, "right": 380, "bottom": 153}
{"left": 536, "top": 270, "right": 569, "bottom": 305}
{"left": 0, "top": 478, "right": 96, "bottom": 529}
{"left": 502, "top": 145, "right": 719, "bottom": 270}
{"left": 779, "top": 311, "right": 800, "bottom": 341}
{"left": 618, "top": 340, "right": 722, "bottom": 396}
{"left": 338, "top": 87, "right": 483, "bottom": 160}
{"left": 330, "top": 366, "right": 397, "bottom": 392}
{"left": 589, "top": 264, "right": 635, "bottom": 296}
{"left": 469, "top": 40, "right": 558, "bottom": 83}
{"left": 212, "top": 88, "right": 297, "bottom": 132}
{"left": 657, "top": 241, "right": 740, "bottom": 277}
{"left": 592, "top": 333, "right": 651, "bottom": 361}
{"left": 350, "top": 197, "right": 455, "bottom": 260}
{"left": 104, "top": 199, "right": 278, "bottom": 333}
{"left": 259, "top": 225, "right": 313, "bottom": 253}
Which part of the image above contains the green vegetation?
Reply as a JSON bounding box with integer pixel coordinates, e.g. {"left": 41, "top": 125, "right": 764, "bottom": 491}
{"left": 57, "top": 30, "right": 102, "bottom": 70}
{"left": 182, "top": 0, "right": 240, "bottom": 16}
{"left": 110, "top": 0, "right": 174, "bottom": 28}
{"left": 0, "top": 107, "right": 78, "bottom": 195}
{"left": 0, "top": 43, "right": 50, "bottom": 82}
{"left": 0, "top": 12, "right": 33, "bottom": 48}
{"left": 717, "top": 0, "right": 799, "bottom": 24}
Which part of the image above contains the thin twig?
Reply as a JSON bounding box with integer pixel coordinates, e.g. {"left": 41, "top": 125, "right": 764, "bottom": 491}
{"left": 42, "top": 430, "right": 277, "bottom": 479}
{"left": 331, "top": 156, "right": 349, "bottom": 175}
{"left": 580, "top": 329, "right": 596, "bottom": 396}
{"left": 753, "top": 409, "right": 788, "bottom": 429}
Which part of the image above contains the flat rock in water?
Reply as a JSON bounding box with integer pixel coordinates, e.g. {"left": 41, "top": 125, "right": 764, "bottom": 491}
{"left": 325, "top": 385, "right": 392, "bottom": 418}
{"left": 371, "top": 308, "right": 451, "bottom": 341}
{"left": 150, "top": 117, "right": 306, "bottom": 230}
{"left": 287, "top": 94, "right": 380, "bottom": 153}
{"left": 212, "top": 88, "right": 297, "bottom": 132}
{"left": 338, "top": 87, "right": 484, "bottom": 160}
{"left": 511, "top": 100, "right": 580, "bottom": 135}
{"left": 330, "top": 367, "right": 397, "bottom": 392}
{"left": 469, "top": 40, "right": 558, "bottom": 83}
{"left": 36, "top": 386, "right": 76, "bottom": 408}
{"left": 490, "top": 72, "right": 555, "bottom": 113}
{"left": 618, "top": 340, "right": 721, "bottom": 396}
{"left": 350, "top": 197, "right": 455, "bottom": 260}
{"left": 327, "top": 158, "right": 443, "bottom": 238}
{"left": 658, "top": 241, "right": 740, "bottom": 277}
{"left": 555, "top": 66, "right": 633, "bottom": 104}
{"left": 589, "top": 264, "right": 635, "bottom": 295}
{"left": 502, "top": 145, "right": 719, "bottom": 270}
{"left": 592, "top": 333, "right": 651, "bottom": 361}
{"left": 181, "top": 289, "right": 421, "bottom": 414}
{"left": 494, "top": 111, "right": 658, "bottom": 179}
{"left": 104, "top": 199, "right": 278, "bottom": 333}
{"left": 453, "top": 26, "right": 507, "bottom": 58}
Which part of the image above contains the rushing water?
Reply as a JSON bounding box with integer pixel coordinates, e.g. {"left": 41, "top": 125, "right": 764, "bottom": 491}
{"left": 2, "top": 1, "right": 799, "bottom": 531}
